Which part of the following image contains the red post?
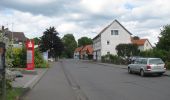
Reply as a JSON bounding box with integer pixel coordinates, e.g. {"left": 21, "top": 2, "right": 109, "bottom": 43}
{"left": 26, "top": 40, "right": 34, "bottom": 70}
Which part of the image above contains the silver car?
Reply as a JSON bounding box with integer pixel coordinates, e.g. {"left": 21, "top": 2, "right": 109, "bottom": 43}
{"left": 128, "top": 58, "right": 166, "bottom": 77}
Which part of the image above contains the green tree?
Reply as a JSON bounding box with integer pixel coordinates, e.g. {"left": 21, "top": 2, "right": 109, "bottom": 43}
{"left": 116, "top": 44, "right": 139, "bottom": 57}
{"left": 39, "top": 27, "right": 64, "bottom": 58}
{"left": 78, "top": 37, "right": 93, "bottom": 47}
{"left": 33, "top": 37, "right": 40, "bottom": 45}
{"left": 0, "top": 29, "right": 13, "bottom": 68}
{"left": 62, "top": 34, "right": 77, "bottom": 58}
{"left": 156, "top": 25, "right": 170, "bottom": 51}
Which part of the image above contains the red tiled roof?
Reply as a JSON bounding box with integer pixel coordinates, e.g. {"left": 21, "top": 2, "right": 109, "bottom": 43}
{"left": 82, "top": 45, "right": 93, "bottom": 55}
{"left": 132, "top": 39, "right": 147, "bottom": 46}
{"left": 74, "top": 46, "right": 83, "bottom": 52}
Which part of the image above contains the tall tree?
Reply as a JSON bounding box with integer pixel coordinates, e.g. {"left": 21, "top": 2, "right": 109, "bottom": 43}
{"left": 39, "top": 27, "right": 64, "bottom": 58}
{"left": 78, "top": 37, "right": 93, "bottom": 47}
{"left": 62, "top": 34, "right": 77, "bottom": 58}
{"left": 156, "top": 25, "right": 170, "bottom": 51}
{"left": 33, "top": 37, "right": 40, "bottom": 45}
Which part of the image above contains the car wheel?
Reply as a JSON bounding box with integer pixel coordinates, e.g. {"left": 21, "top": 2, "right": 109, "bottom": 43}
{"left": 158, "top": 73, "right": 163, "bottom": 76}
{"left": 128, "top": 67, "right": 132, "bottom": 74}
{"left": 140, "top": 70, "right": 145, "bottom": 77}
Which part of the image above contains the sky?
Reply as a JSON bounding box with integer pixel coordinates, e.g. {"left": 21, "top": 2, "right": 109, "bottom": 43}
{"left": 0, "top": 0, "right": 170, "bottom": 46}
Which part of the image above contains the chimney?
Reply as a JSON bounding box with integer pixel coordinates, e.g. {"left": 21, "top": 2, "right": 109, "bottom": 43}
{"left": 2, "top": 26, "right": 4, "bottom": 31}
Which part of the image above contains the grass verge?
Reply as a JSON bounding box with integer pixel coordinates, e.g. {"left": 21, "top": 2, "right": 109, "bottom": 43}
{"left": 6, "top": 87, "right": 24, "bottom": 100}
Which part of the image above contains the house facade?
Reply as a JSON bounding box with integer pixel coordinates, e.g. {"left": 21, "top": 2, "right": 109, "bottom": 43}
{"left": 81, "top": 45, "right": 93, "bottom": 59}
{"left": 74, "top": 46, "right": 83, "bottom": 59}
{"left": 74, "top": 45, "right": 93, "bottom": 59}
{"left": 1, "top": 26, "right": 27, "bottom": 48}
{"left": 132, "top": 39, "right": 153, "bottom": 51}
{"left": 5, "top": 31, "right": 27, "bottom": 48}
{"left": 93, "top": 20, "right": 132, "bottom": 61}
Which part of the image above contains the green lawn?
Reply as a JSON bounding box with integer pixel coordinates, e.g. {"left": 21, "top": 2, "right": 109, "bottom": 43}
{"left": 0, "top": 88, "right": 24, "bottom": 100}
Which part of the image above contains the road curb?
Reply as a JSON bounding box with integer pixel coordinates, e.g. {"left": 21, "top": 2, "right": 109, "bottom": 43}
{"left": 90, "top": 61, "right": 127, "bottom": 69}
{"left": 18, "top": 68, "right": 49, "bottom": 100}
{"left": 91, "top": 61, "right": 170, "bottom": 76}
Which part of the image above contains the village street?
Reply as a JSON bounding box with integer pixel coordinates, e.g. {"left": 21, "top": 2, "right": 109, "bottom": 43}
{"left": 24, "top": 59, "right": 170, "bottom": 100}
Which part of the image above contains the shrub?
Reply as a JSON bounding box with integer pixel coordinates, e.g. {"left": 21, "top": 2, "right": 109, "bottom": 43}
{"left": 101, "top": 54, "right": 125, "bottom": 65}
{"left": 34, "top": 49, "right": 49, "bottom": 68}
{"left": 165, "top": 62, "right": 170, "bottom": 70}
{"left": 12, "top": 47, "right": 47, "bottom": 68}
{"left": 12, "top": 47, "right": 26, "bottom": 68}
{"left": 34, "top": 49, "right": 44, "bottom": 68}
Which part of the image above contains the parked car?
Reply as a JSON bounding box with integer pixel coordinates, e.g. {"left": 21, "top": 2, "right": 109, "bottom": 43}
{"left": 129, "top": 56, "right": 141, "bottom": 64}
{"left": 128, "top": 58, "right": 166, "bottom": 77}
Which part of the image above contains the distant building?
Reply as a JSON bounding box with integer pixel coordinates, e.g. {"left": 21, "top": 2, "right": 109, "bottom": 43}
{"left": 74, "top": 45, "right": 93, "bottom": 59}
{"left": 81, "top": 45, "right": 93, "bottom": 59}
{"left": 74, "top": 46, "right": 83, "bottom": 59}
{"left": 132, "top": 39, "right": 153, "bottom": 51}
{"left": 1, "top": 26, "right": 27, "bottom": 48}
{"left": 93, "top": 20, "right": 132, "bottom": 61}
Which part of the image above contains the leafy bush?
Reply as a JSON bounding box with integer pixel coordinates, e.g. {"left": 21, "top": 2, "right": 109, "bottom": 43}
{"left": 34, "top": 49, "right": 44, "bottom": 68}
{"left": 12, "top": 47, "right": 26, "bottom": 68}
{"left": 139, "top": 49, "right": 170, "bottom": 70}
{"left": 116, "top": 43, "right": 139, "bottom": 57}
{"left": 165, "top": 62, "right": 170, "bottom": 69}
{"left": 101, "top": 54, "right": 125, "bottom": 65}
{"left": 34, "top": 51, "right": 48, "bottom": 68}
{"left": 12, "top": 47, "right": 47, "bottom": 68}
{"left": 139, "top": 49, "right": 169, "bottom": 62}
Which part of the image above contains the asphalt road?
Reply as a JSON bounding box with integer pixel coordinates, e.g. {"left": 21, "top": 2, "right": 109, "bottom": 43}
{"left": 62, "top": 59, "right": 170, "bottom": 100}
{"left": 24, "top": 59, "right": 170, "bottom": 100}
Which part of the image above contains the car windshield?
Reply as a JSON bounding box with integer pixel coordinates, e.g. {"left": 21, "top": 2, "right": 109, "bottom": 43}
{"left": 149, "top": 59, "right": 164, "bottom": 64}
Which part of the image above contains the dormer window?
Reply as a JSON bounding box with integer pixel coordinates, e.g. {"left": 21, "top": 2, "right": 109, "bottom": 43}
{"left": 111, "top": 30, "right": 119, "bottom": 35}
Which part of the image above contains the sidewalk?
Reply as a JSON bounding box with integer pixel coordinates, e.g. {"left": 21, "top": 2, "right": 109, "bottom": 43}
{"left": 23, "top": 62, "right": 77, "bottom": 100}
{"left": 12, "top": 68, "right": 48, "bottom": 89}
{"left": 83, "top": 60, "right": 170, "bottom": 76}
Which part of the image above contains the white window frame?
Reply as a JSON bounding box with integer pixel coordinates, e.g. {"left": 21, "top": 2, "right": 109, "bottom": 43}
{"left": 111, "top": 30, "right": 119, "bottom": 35}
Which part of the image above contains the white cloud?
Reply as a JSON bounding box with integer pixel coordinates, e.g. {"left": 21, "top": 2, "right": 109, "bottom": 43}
{"left": 0, "top": 0, "right": 170, "bottom": 45}
{"left": 12, "top": 0, "right": 56, "bottom": 5}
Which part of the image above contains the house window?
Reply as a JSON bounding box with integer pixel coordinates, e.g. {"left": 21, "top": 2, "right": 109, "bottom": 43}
{"left": 107, "top": 40, "right": 110, "bottom": 45}
{"left": 107, "top": 51, "right": 110, "bottom": 55}
{"left": 19, "top": 42, "right": 22, "bottom": 45}
{"left": 111, "top": 30, "right": 119, "bottom": 35}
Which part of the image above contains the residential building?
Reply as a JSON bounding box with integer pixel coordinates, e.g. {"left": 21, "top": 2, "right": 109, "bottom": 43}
{"left": 93, "top": 20, "right": 132, "bottom": 61}
{"left": 81, "top": 45, "right": 93, "bottom": 59}
{"left": 0, "top": 26, "right": 27, "bottom": 48}
{"left": 74, "top": 46, "right": 83, "bottom": 59}
{"left": 74, "top": 45, "right": 93, "bottom": 59}
{"left": 132, "top": 39, "right": 153, "bottom": 51}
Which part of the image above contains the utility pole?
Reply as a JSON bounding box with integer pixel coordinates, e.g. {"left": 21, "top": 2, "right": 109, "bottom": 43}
{"left": 0, "top": 42, "right": 6, "bottom": 100}
{"left": 11, "top": 22, "right": 14, "bottom": 47}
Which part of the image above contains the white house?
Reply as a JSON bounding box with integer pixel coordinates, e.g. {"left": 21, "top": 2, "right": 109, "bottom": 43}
{"left": 132, "top": 39, "right": 153, "bottom": 51}
{"left": 93, "top": 20, "right": 132, "bottom": 61}
{"left": 74, "top": 46, "right": 83, "bottom": 59}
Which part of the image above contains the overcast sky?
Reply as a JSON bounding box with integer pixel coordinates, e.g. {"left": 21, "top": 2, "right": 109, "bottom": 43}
{"left": 0, "top": 0, "right": 170, "bottom": 45}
